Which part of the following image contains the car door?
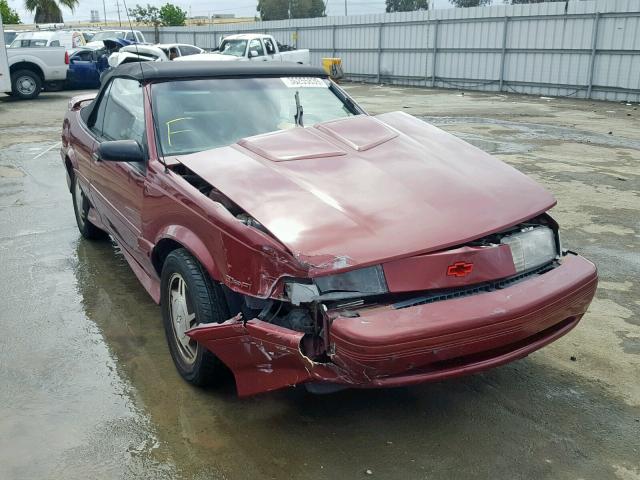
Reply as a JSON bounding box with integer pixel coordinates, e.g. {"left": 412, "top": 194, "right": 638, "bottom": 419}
{"left": 89, "top": 77, "right": 147, "bottom": 262}
{"left": 248, "top": 38, "right": 266, "bottom": 61}
{"left": 69, "top": 50, "right": 99, "bottom": 88}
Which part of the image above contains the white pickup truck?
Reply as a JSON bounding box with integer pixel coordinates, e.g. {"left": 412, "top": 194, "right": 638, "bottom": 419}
{"left": 176, "top": 34, "right": 310, "bottom": 64}
{"left": 1, "top": 19, "right": 69, "bottom": 99}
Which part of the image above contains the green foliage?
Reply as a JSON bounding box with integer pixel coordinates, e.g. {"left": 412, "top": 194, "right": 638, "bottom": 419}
{"left": 257, "top": 0, "right": 326, "bottom": 20}
{"left": 129, "top": 3, "right": 161, "bottom": 26}
{"left": 1, "top": 0, "right": 21, "bottom": 23}
{"left": 448, "top": 0, "right": 491, "bottom": 7}
{"left": 257, "top": 0, "right": 289, "bottom": 20}
{"left": 24, "top": 0, "right": 79, "bottom": 23}
{"left": 130, "top": 3, "right": 186, "bottom": 27}
{"left": 385, "top": 0, "right": 429, "bottom": 12}
{"left": 290, "top": 0, "right": 326, "bottom": 18}
{"left": 159, "top": 3, "right": 186, "bottom": 26}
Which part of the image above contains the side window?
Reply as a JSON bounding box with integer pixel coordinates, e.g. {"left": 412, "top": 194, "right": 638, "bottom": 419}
{"left": 248, "top": 39, "right": 264, "bottom": 57}
{"left": 101, "top": 78, "right": 145, "bottom": 146}
{"left": 264, "top": 38, "right": 275, "bottom": 55}
{"left": 179, "top": 45, "right": 200, "bottom": 56}
{"left": 49, "top": 40, "right": 60, "bottom": 47}
{"left": 91, "top": 81, "right": 113, "bottom": 136}
{"left": 125, "top": 31, "right": 134, "bottom": 41}
{"left": 136, "top": 32, "right": 145, "bottom": 43}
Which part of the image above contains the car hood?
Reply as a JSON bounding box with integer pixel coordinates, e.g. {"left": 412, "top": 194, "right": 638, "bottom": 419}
{"left": 176, "top": 112, "right": 556, "bottom": 274}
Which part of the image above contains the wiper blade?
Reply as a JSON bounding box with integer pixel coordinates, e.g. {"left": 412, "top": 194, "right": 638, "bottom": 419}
{"left": 294, "top": 90, "right": 304, "bottom": 127}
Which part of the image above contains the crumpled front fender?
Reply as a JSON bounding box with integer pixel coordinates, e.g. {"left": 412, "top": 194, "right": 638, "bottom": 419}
{"left": 186, "top": 317, "right": 341, "bottom": 397}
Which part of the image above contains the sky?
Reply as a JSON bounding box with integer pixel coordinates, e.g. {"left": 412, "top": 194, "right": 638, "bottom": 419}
{"left": 6, "top": 0, "right": 455, "bottom": 25}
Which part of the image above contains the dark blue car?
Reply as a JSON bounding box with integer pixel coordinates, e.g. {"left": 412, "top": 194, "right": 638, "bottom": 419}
{"left": 66, "top": 39, "right": 130, "bottom": 89}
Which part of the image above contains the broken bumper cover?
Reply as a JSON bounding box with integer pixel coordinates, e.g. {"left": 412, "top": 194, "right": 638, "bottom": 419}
{"left": 187, "top": 254, "right": 597, "bottom": 397}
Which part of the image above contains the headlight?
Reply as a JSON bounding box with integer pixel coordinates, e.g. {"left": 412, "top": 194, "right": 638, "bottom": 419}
{"left": 500, "top": 226, "right": 558, "bottom": 273}
{"left": 285, "top": 265, "right": 388, "bottom": 305}
{"left": 315, "top": 265, "right": 388, "bottom": 295}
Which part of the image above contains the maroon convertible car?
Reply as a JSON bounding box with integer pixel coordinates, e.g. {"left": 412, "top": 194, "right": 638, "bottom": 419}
{"left": 61, "top": 62, "right": 597, "bottom": 396}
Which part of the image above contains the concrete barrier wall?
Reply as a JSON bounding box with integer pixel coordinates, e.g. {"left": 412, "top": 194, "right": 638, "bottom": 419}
{"left": 141, "top": 0, "right": 640, "bottom": 102}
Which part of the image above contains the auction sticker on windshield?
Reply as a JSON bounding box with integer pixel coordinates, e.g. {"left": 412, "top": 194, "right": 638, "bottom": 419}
{"left": 281, "top": 77, "right": 328, "bottom": 88}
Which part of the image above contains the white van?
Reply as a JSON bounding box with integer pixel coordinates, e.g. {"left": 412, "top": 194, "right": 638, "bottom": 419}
{"left": 10, "top": 30, "right": 86, "bottom": 49}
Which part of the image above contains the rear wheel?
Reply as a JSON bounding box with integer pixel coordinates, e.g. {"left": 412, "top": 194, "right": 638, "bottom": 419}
{"left": 71, "top": 174, "right": 106, "bottom": 239}
{"left": 161, "top": 248, "right": 230, "bottom": 386}
{"left": 11, "top": 69, "right": 42, "bottom": 100}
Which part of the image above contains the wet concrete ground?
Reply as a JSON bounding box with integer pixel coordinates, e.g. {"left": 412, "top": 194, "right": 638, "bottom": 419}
{"left": 0, "top": 86, "right": 638, "bottom": 479}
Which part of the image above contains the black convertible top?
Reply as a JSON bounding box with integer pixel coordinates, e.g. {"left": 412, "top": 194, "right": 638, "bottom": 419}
{"left": 106, "top": 61, "right": 327, "bottom": 83}
{"left": 81, "top": 61, "right": 330, "bottom": 127}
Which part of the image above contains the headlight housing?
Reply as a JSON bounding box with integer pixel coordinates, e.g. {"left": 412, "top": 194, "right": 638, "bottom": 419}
{"left": 315, "top": 265, "right": 388, "bottom": 296}
{"left": 285, "top": 265, "right": 388, "bottom": 305}
{"left": 500, "top": 226, "right": 558, "bottom": 273}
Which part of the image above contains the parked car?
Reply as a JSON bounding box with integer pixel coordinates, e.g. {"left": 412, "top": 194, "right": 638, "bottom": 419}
{"left": 66, "top": 46, "right": 110, "bottom": 89}
{"left": 2, "top": 20, "right": 69, "bottom": 99}
{"left": 108, "top": 43, "right": 204, "bottom": 67}
{"left": 10, "top": 30, "right": 86, "bottom": 49}
{"left": 60, "top": 62, "right": 597, "bottom": 397}
{"left": 177, "top": 34, "right": 309, "bottom": 64}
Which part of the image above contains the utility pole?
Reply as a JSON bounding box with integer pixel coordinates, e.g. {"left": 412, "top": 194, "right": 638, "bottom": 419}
{"left": 344, "top": 0, "right": 347, "bottom": 16}
{"left": 116, "top": 0, "right": 122, "bottom": 27}
{"left": 102, "top": 0, "right": 107, "bottom": 25}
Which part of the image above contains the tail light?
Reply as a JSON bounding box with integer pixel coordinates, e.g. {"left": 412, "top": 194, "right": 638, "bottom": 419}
{"left": 65, "top": 51, "right": 69, "bottom": 64}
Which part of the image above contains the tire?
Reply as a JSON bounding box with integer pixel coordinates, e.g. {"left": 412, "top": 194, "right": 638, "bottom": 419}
{"left": 71, "top": 174, "right": 106, "bottom": 239}
{"left": 11, "top": 69, "right": 42, "bottom": 100}
{"left": 161, "top": 248, "right": 230, "bottom": 386}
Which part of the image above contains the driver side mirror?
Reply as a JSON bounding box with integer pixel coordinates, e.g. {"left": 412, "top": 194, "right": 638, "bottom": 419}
{"left": 97, "top": 140, "right": 144, "bottom": 163}
{"left": 248, "top": 49, "right": 259, "bottom": 58}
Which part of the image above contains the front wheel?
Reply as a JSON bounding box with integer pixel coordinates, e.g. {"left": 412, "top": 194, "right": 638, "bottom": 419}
{"left": 71, "top": 174, "right": 106, "bottom": 239}
{"left": 11, "top": 69, "right": 42, "bottom": 100}
{"left": 161, "top": 248, "right": 230, "bottom": 386}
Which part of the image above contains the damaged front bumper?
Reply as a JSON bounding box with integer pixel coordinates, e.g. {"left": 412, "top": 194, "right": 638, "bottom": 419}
{"left": 187, "top": 253, "right": 597, "bottom": 397}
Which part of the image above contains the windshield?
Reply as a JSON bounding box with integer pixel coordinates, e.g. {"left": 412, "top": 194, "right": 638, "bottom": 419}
{"left": 92, "top": 31, "right": 126, "bottom": 41}
{"left": 4, "top": 32, "right": 18, "bottom": 44}
{"left": 219, "top": 39, "right": 247, "bottom": 57}
{"left": 152, "top": 77, "right": 356, "bottom": 156}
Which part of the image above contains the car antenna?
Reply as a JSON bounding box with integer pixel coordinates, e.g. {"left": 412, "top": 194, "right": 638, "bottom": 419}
{"left": 294, "top": 90, "right": 304, "bottom": 127}
{"left": 121, "top": 0, "right": 169, "bottom": 173}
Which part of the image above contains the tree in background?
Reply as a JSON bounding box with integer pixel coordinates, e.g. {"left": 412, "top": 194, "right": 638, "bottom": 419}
{"left": 257, "top": 0, "right": 289, "bottom": 20}
{"left": 130, "top": 4, "right": 161, "bottom": 41}
{"left": 159, "top": 3, "right": 186, "bottom": 26}
{"left": 449, "top": 0, "right": 491, "bottom": 7}
{"left": 1, "top": 0, "right": 21, "bottom": 23}
{"left": 290, "top": 0, "right": 326, "bottom": 18}
{"left": 130, "top": 3, "right": 185, "bottom": 41}
{"left": 24, "top": 0, "right": 79, "bottom": 23}
{"left": 385, "top": 0, "right": 429, "bottom": 12}
{"left": 257, "top": 0, "right": 326, "bottom": 20}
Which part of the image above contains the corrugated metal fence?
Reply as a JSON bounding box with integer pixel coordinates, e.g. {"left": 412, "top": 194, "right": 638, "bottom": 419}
{"left": 141, "top": 0, "right": 640, "bottom": 102}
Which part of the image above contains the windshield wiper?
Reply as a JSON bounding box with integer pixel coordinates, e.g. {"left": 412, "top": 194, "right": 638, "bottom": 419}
{"left": 294, "top": 91, "right": 304, "bottom": 127}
